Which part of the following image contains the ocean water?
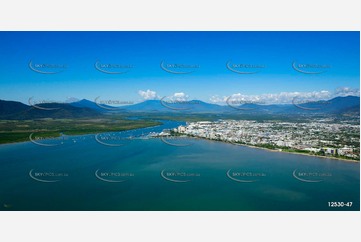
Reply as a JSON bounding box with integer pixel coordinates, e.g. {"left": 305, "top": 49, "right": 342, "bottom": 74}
{"left": 0, "top": 121, "right": 359, "bottom": 211}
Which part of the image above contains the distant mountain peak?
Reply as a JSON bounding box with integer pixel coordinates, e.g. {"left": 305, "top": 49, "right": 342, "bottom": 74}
{"left": 0, "top": 95, "right": 359, "bottom": 118}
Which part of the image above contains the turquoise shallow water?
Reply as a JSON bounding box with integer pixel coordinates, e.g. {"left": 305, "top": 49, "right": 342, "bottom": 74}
{"left": 0, "top": 121, "right": 359, "bottom": 211}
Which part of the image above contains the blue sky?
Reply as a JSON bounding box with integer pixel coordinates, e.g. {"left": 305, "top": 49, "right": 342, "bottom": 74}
{"left": 0, "top": 31, "right": 359, "bottom": 104}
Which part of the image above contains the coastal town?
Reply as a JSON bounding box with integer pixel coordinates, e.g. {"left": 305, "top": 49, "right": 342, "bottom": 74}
{"left": 168, "top": 119, "right": 360, "bottom": 161}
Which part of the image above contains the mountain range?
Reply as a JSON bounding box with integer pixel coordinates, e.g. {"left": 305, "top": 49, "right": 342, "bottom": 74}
{"left": 0, "top": 100, "right": 100, "bottom": 119}
{"left": 73, "top": 96, "right": 360, "bottom": 114}
{"left": 0, "top": 96, "right": 359, "bottom": 119}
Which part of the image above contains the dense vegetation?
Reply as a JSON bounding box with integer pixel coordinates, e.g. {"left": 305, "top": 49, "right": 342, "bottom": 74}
{"left": 0, "top": 118, "right": 161, "bottom": 144}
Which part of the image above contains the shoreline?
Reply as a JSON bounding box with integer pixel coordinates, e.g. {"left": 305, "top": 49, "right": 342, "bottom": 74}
{"left": 187, "top": 136, "right": 359, "bottom": 163}
{"left": 0, "top": 119, "right": 186, "bottom": 146}
{"left": 1, "top": 125, "right": 359, "bottom": 163}
{"left": 0, "top": 123, "right": 165, "bottom": 146}
{"left": 0, "top": 132, "right": 96, "bottom": 146}
{"left": 237, "top": 142, "right": 359, "bottom": 163}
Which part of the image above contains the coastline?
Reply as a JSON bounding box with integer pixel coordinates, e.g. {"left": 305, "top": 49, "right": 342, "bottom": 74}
{"left": 0, "top": 124, "right": 163, "bottom": 146}
{"left": 0, "top": 132, "right": 95, "bottom": 146}
{"left": 1, "top": 126, "right": 359, "bottom": 163}
{"left": 188, "top": 136, "right": 359, "bottom": 163}
{"left": 236, "top": 142, "right": 359, "bottom": 163}
{"left": 0, "top": 119, "right": 184, "bottom": 146}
